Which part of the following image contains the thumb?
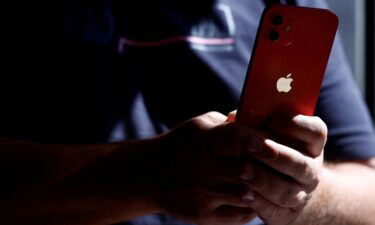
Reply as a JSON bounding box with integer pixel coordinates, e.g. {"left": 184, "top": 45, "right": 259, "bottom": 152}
{"left": 227, "top": 110, "right": 237, "bottom": 122}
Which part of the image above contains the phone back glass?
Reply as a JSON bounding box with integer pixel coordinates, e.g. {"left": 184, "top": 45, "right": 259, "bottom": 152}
{"left": 237, "top": 5, "right": 338, "bottom": 128}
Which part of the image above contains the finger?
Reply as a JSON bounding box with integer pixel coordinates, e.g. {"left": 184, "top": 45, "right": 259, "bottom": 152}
{"left": 206, "top": 123, "right": 254, "bottom": 156}
{"left": 170, "top": 111, "right": 228, "bottom": 143}
{"left": 189, "top": 111, "right": 228, "bottom": 131}
{"left": 198, "top": 183, "right": 250, "bottom": 208}
{"left": 227, "top": 110, "right": 237, "bottom": 122}
{"left": 207, "top": 122, "right": 269, "bottom": 157}
{"left": 245, "top": 164, "right": 310, "bottom": 208}
{"left": 202, "top": 111, "right": 229, "bottom": 125}
{"left": 244, "top": 191, "right": 299, "bottom": 225}
{"left": 246, "top": 137, "right": 320, "bottom": 187}
{"left": 269, "top": 115, "right": 327, "bottom": 157}
{"left": 197, "top": 158, "right": 255, "bottom": 184}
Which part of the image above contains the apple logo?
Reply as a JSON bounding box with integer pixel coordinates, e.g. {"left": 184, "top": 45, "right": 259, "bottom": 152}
{"left": 276, "top": 73, "right": 293, "bottom": 93}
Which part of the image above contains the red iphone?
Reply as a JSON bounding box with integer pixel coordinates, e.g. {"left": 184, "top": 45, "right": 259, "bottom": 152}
{"left": 236, "top": 5, "right": 338, "bottom": 128}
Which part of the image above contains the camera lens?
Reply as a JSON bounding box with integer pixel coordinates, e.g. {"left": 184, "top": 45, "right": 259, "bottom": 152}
{"left": 272, "top": 15, "right": 283, "bottom": 26}
{"left": 268, "top": 30, "right": 280, "bottom": 41}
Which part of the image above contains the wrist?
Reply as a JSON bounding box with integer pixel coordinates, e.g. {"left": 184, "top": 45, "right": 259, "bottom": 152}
{"left": 117, "top": 136, "right": 168, "bottom": 215}
{"left": 63, "top": 138, "right": 167, "bottom": 219}
{"left": 290, "top": 165, "right": 333, "bottom": 225}
{"left": 142, "top": 135, "right": 171, "bottom": 214}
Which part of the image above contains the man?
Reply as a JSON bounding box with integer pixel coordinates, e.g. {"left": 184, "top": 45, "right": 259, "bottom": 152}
{"left": 1, "top": 0, "right": 375, "bottom": 225}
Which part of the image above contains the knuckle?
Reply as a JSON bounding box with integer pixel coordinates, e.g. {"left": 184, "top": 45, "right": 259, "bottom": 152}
{"left": 203, "top": 111, "right": 226, "bottom": 124}
{"left": 192, "top": 111, "right": 224, "bottom": 126}
{"left": 280, "top": 186, "right": 306, "bottom": 207}
{"left": 295, "top": 116, "right": 328, "bottom": 143}
{"left": 298, "top": 191, "right": 310, "bottom": 206}
{"left": 307, "top": 161, "right": 320, "bottom": 189}
{"left": 312, "top": 117, "right": 328, "bottom": 141}
{"left": 309, "top": 175, "right": 320, "bottom": 192}
{"left": 295, "top": 159, "right": 312, "bottom": 180}
{"left": 189, "top": 117, "right": 209, "bottom": 131}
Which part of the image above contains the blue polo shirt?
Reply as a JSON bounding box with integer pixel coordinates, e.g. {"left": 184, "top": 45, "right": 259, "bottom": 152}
{"left": 1, "top": 0, "right": 375, "bottom": 224}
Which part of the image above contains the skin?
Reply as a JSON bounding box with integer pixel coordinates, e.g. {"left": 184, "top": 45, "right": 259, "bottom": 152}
{"left": 237, "top": 113, "right": 327, "bottom": 225}
{"left": 0, "top": 112, "right": 257, "bottom": 225}
{"left": 1, "top": 111, "right": 375, "bottom": 225}
{"left": 229, "top": 112, "right": 375, "bottom": 225}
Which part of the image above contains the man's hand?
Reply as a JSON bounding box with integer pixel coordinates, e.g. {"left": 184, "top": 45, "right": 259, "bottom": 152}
{"left": 241, "top": 115, "right": 327, "bottom": 225}
{"left": 2, "top": 112, "right": 374, "bottom": 225}
{"left": 147, "top": 112, "right": 261, "bottom": 225}
{"left": 0, "top": 111, "right": 258, "bottom": 225}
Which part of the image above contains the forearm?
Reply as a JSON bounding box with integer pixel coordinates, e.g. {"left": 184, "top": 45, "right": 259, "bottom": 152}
{"left": 0, "top": 138, "right": 161, "bottom": 224}
{"left": 293, "top": 161, "right": 375, "bottom": 225}
{"left": 0, "top": 138, "right": 120, "bottom": 193}
{"left": 1, "top": 189, "right": 157, "bottom": 225}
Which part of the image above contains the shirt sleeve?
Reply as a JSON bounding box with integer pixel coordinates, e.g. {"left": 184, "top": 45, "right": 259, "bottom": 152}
{"left": 316, "top": 35, "right": 375, "bottom": 160}
{"left": 296, "top": 0, "right": 375, "bottom": 160}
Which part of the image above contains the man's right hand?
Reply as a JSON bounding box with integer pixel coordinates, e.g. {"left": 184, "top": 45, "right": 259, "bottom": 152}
{"left": 0, "top": 111, "right": 258, "bottom": 225}
{"left": 145, "top": 112, "right": 259, "bottom": 225}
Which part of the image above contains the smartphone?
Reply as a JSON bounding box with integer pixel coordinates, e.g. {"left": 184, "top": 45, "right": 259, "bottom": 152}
{"left": 236, "top": 5, "right": 338, "bottom": 128}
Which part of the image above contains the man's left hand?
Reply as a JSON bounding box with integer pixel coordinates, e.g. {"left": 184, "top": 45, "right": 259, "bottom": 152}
{"left": 241, "top": 115, "right": 327, "bottom": 225}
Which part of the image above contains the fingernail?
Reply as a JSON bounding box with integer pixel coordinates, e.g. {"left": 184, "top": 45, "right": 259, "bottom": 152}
{"left": 241, "top": 165, "right": 255, "bottom": 181}
{"left": 243, "top": 191, "right": 255, "bottom": 205}
{"left": 247, "top": 137, "right": 263, "bottom": 153}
